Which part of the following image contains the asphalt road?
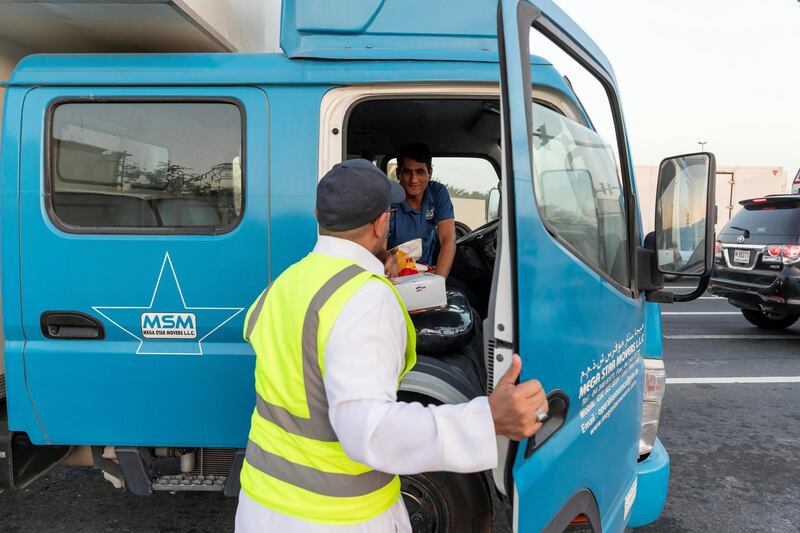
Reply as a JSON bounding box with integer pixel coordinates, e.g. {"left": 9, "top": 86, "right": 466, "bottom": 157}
{"left": 636, "top": 283, "right": 800, "bottom": 533}
{"left": 2, "top": 284, "right": 799, "bottom": 532}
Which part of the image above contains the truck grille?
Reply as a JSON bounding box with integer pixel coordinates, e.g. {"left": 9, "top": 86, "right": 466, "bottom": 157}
{"left": 190, "top": 448, "right": 237, "bottom": 477}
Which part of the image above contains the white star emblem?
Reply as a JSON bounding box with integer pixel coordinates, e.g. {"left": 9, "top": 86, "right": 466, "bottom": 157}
{"left": 93, "top": 252, "right": 244, "bottom": 355}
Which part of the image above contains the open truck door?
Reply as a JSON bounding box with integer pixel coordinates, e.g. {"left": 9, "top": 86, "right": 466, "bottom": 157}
{"left": 491, "top": 1, "right": 646, "bottom": 530}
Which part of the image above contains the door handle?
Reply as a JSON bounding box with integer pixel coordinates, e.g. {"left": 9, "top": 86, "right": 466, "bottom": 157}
{"left": 40, "top": 311, "right": 105, "bottom": 340}
{"left": 524, "top": 390, "right": 569, "bottom": 458}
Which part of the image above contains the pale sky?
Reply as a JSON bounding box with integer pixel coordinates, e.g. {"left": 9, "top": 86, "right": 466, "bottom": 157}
{"left": 553, "top": 0, "right": 799, "bottom": 182}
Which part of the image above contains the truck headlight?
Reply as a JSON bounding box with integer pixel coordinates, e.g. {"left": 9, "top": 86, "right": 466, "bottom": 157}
{"left": 639, "top": 358, "right": 666, "bottom": 456}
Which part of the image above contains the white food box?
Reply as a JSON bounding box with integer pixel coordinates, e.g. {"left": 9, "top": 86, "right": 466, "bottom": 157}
{"left": 391, "top": 273, "right": 447, "bottom": 313}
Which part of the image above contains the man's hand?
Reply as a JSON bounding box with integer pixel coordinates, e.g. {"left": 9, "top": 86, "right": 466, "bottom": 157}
{"left": 488, "top": 354, "right": 548, "bottom": 441}
{"left": 383, "top": 250, "right": 399, "bottom": 278}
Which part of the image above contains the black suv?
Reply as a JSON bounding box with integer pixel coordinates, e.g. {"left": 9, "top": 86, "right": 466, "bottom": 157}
{"left": 709, "top": 195, "right": 800, "bottom": 329}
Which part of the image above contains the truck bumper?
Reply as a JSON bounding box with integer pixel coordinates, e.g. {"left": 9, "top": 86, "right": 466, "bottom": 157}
{"left": 628, "top": 438, "right": 670, "bottom": 528}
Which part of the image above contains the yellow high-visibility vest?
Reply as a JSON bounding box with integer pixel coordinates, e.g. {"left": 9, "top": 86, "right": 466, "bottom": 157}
{"left": 240, "top": 252, "right": 416, "bottom": 525}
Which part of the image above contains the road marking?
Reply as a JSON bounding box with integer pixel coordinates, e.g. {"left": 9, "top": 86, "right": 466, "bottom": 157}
{"left": 665, "top": 334, "right": 799, "bottom": 340}
{"left": 662, "top": 311, "right": 739, "bottom": 315}
{"left": 698, "top": 296, "right": 723, "bottom": 300}
{"left": 667, "top": 377, "right": 800, "bottom": 384}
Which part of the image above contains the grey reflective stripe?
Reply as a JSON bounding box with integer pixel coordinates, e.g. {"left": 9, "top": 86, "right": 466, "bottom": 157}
{"left": 255, "top": 264, "right": 366, "bottom": 443}
{"left": 245, "top": 439, "right": 394, "bottom": 497}
{"left": 245, "top": 287, "right": 270, "bottom": 341}
{"left": 256, "top": 393, "right": 337, "bottom": 442}
{"left": 297, "top": 264, "right": 366, "bottom": 436}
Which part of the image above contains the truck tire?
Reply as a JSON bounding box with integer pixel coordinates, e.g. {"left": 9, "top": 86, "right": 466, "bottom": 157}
{"left": 741, "top": 309, "right": 800, "bottom": 330}
{"left": 401, "top": 471, "right": 492, "bottom": 533}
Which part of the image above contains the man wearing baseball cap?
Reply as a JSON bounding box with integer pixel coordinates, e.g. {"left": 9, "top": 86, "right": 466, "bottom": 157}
{"left": 235, "top": 159, "right": 548, "bottom": 532}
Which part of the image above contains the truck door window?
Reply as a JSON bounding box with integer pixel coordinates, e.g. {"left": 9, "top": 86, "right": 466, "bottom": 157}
{"left": 530, "top": 33, "right": 632, "bottom": 289}
{"left": 532, "top": 103, "right": 629, "bottom": 285}
{"left": 48, "top": 101, "right": 243, "bottom": 233}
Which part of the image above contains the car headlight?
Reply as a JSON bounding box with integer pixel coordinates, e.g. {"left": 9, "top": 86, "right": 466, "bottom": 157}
{"left": 640, "top": 358, "right": 666, "bottom": 456}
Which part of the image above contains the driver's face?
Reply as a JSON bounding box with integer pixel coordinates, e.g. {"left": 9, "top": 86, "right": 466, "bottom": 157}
{"left": 397, "top": 158, "right": 431, "bottom": 199}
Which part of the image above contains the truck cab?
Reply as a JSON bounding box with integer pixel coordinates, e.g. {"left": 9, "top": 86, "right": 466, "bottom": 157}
{"left": 1, "top": 1, "right": 717, "bottom": 531}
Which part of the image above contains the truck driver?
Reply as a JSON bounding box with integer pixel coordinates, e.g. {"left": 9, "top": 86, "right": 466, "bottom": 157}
{"left": 388, "top": 143, "right": 457, "bottom": 278}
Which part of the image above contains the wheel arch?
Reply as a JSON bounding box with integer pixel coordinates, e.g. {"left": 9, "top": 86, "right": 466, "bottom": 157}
{"left": 542, "top": 488, "right": 602, "bottom": 533}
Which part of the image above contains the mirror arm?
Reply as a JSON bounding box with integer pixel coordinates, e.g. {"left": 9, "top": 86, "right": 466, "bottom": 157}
{"left": 645, "top": 288, "right": 674, "bottom": 304}
{"left": 638, "top": 229, "right": 711, "bottom": 303}
{"left": 671, "top": 272, "right": 710, "bottom": 303}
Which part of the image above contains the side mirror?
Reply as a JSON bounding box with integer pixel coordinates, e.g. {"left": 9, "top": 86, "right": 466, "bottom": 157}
{"left": 655, "top": 153, "right": 716, "bottom": 277}
{"left": 486, "top": 187, "right": 500, "bottom": 221}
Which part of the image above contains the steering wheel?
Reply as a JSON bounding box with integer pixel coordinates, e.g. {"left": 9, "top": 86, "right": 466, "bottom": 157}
{"left": 455, "top": 218, "right": 500, "bottom": 247}
{"left": 454, "top": 220, "right": 473, "bottom": 240}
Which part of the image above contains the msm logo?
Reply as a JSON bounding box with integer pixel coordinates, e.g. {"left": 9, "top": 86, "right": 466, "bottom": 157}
{"left": 141, "top": 312, "right": 197, "bottom": 339}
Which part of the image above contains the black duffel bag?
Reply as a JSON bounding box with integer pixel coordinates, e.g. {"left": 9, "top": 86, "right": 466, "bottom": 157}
{"left": 410, "top": 289, "right": 475, "bottom": 355}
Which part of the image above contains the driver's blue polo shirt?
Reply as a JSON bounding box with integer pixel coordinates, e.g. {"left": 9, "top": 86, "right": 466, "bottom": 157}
{"left": 388, "top": 181, "right": 455, "bottom": 266}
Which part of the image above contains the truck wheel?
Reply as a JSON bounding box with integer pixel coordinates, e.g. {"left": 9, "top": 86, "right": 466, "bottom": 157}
{"left": 401, "top": 471, "right": 492, "bottom": 533}
{"left": 741, "top": 309, "right": 800, "bottom": 330}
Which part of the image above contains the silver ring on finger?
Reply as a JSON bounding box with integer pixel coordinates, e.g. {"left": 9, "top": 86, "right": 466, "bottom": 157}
{"left": 535, "top": 407, "right": 549, "bottom": 423}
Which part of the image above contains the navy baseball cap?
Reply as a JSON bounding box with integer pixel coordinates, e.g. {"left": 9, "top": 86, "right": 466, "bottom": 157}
{"left": 316, "top": 159, "right": 406, "bottom": 231}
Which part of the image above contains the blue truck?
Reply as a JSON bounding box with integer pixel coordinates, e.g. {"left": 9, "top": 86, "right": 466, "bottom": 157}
{"left": 0, "top": 1, "right": 716, "bottom": 531}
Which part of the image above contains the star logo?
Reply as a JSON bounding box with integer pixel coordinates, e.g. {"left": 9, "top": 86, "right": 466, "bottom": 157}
{"left": 93, "top": 252, "right": 244, "bottom": 355}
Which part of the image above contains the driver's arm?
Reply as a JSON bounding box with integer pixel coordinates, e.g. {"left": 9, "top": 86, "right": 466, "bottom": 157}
{"left": 434, "top": 218, "right": 456, "bottom": 278}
